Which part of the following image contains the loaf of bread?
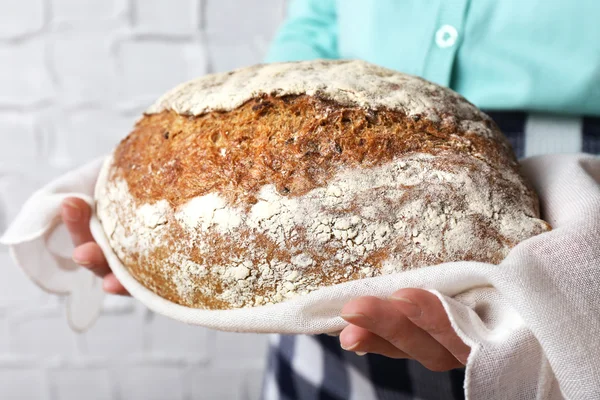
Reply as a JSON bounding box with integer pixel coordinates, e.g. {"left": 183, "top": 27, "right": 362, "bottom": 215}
{"left": 95, "top": 60, "right": 550, "bottom": 310}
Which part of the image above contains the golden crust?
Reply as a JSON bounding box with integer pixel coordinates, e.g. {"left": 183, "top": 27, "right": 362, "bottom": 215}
{"left": 97, "top": 94, "right": 550, "bottom": 310}
{"left": 113, "top": 94, "right": 519, "bottom": 208}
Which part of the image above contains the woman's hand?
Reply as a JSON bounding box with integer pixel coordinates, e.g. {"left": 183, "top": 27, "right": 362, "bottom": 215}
{"left": 340, "top": 288, "right": 470, "bottom": 371}
{"left": 60, "top": 197, "right": 129, "bottom": 296}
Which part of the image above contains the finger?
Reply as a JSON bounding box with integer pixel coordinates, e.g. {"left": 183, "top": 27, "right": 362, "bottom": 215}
{"left": 341, "top": 296, "right": 462, "bottom": 371}
{"left": 103, "top": 273, "right": 130, "bottom": 296}
{"left": 61, "top": 198, "right": 94, "bottom": 246}
{"left": 72, "top": 242, "right": 111, "bottom": 278}
{"left": 340, "top": 324, "right": 410, "bottom": 358}
{"left": 390, "top": 288, "right": 471, "bottom": 365}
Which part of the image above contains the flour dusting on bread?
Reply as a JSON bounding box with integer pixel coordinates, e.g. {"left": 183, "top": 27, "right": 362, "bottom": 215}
{"left": 95, "top": 60, "right": 550, "bottom": 310}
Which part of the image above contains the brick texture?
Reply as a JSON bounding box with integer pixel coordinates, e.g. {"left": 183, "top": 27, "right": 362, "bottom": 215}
{"left": 0, "top": 252, "right": 49, "bottom": 310}
{"left": 51, "top": 0, "right": 126, "bottom": 23}
{"left": 117, "top": 366, "right": 186, "bottom": 400}
{"left": 188, "top": 366, "right": 265, "bottom": 400}
{"left": 0, "top": 114, "right": 39, "bottom": 172}
{"left": 205, "top": 0, "right": 285, "bottom": 44}
{"left": 101, "top": 295, "right": 136, "bottom": 314}
{"left": 0, "top": 0, "right": 45, "bottom": 39}
{"left": 51, "top": 368, "right": 114, "bottom": 400}
{"left": 0, "top": 39, "right": 54, "bottom": 107}
{"left": 0, "top": 174, "right": 43, "bottom": 233}
{"left": 244, "top": 367, "right": 267, "bottom": 400}
{"left": 0, "top": 317, "right": 9, "bottom": 354}
{"left": 49, "top": 109, "right": 136, "bottom": 168}
{"left": 147, "top": 313, "right": 210, "bottom": 362}
{"left": 0, "top": 0, "right": 286, "bottom": 398}
{"left": 51, "top": 29, "right": 117, "bottom": 106}
{"left": 116, "top": 38, "right": 208, "bottom": 109}
{"left": 0, "top": 368, "right": 48, "bottom": 400}
{"left": 189, "top": 366, "right": 245, "bottom": 399}
{"left": 213, "top": 331, "right": 269, "bottom": 368}
{"left": 11, "top": 313, "right": 79, "bottom": 358}
{"left": 207, "top": 41, "right": 266, "bottom": 73}
{"left": 132, "top": 0, "right": 199, "bottom": 35}
{"left": 79, "top": 313, "right": 144, "bottom": 358}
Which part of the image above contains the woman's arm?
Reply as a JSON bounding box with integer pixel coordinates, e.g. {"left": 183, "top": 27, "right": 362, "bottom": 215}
{"left": 265, "top": 0, "right": 339, "bottom": 62}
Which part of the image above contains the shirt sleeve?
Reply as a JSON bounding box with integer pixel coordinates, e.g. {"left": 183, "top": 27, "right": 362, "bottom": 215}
{"left": 265, "top": 0, "right": 339, "bottom": 63}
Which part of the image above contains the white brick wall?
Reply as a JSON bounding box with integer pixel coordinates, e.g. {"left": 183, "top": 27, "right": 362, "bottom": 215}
{"left": 52, "top": 0, "right": 127, "bottom": 24}
{"left": 0, "top": 39, "right": 55, "bottom": 107}
{"left": 0, "top": 0, "right": 288, "bottom": 398}
{"left": 132, "top": 0, "right": 200, "bottom": 36}
{"left": 50, "top": 28, "right": 118, "bottom": 106}
{"left": 50, "top": 368, "right": 114, "bottom": 400}
{"left": 0, "top": 369, "right": 49, "bottom": 400}
{"left": 0, "top": 0, "right": 46, "bottom": 39}
{"left": 0, "top": 114, "right": 40, "bottom": 171}
{"left": 116, "top": 38, "right": 208, "bottom": 108}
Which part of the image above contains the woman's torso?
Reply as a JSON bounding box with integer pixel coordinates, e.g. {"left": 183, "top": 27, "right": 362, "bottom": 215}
{"left": 336, "top": 0, "right": 600, "bottom": 116}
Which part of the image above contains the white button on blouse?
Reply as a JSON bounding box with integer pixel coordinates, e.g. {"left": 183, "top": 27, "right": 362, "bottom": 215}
{"left": 435, "top": 24, "right": 459, "bottom": 48}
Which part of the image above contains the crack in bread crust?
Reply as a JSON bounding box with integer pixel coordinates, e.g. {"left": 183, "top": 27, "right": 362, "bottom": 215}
{"left": 113, "top": 94, "right": 519, "bottom": 209}
{"left": 96, "top": 91, "right": 550, "bottom": 310}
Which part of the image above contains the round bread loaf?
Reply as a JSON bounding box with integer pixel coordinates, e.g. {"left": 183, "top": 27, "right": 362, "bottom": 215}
{"left": 95, "top": 59, "right": 550, "bottom": 310}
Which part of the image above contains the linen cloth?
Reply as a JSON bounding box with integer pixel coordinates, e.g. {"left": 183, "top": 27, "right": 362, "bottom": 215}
{"left": 1, "top": 154, "right": 599, "bottom": 399}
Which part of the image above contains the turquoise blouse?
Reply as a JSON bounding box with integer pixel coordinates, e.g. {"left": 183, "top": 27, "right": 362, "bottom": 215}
{"left": 265, "top": 0, "right": 600, "bottom": 116}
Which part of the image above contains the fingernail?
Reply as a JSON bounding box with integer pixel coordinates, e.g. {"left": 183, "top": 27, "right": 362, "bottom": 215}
{"left": 340, "top": 313, "right": 366, "bottom": 322}
{"left": 355, "top": 352, "right": 367, "bottom": 356}
{"left": 341, "top": 341, "right": 360, "bottom": 351}
{"left": 63, "top": 200, "right": 82, "bottom": 222}
{"left": 72, "top": 256, "right": 90, "bottom": 266}
{"left": 389, "top": 296, "right": 422, "bottom": 318}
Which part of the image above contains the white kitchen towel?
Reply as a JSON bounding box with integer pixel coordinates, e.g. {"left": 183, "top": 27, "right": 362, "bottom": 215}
{"left": 1, "top": 154, "right": 599, "bottom": 399}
